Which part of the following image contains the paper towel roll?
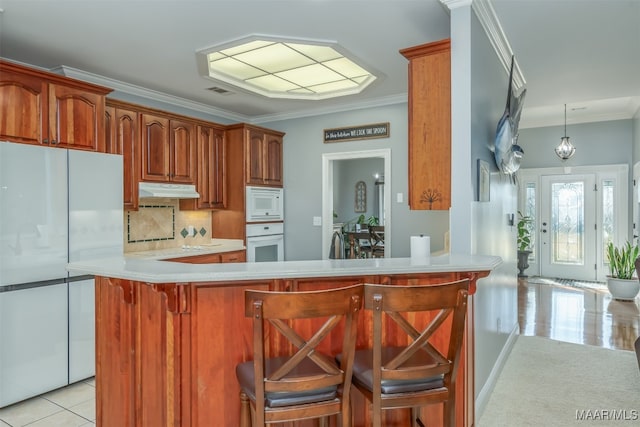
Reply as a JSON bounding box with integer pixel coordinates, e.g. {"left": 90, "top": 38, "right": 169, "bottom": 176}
{"left": 410, "top": 235, "right": 431, "bottom": 261}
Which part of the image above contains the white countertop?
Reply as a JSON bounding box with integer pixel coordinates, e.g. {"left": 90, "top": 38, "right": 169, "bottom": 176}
{"left": 67, "top": 253, "right": 502, "bottom": 284}
{"left": 124, "top": 239, "right": 245, "bottom": 260}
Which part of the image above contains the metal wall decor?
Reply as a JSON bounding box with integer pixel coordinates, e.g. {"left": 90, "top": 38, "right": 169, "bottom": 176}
{"left": 355, "top": 181, "right": 366, "bottom": 213}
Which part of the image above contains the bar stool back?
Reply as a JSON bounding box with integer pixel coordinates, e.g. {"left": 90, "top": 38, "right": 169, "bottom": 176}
{"left": 236, "top": 284, "right": 364, "bottom": 426}
{"left": 347, "top": 279, "right": 470, "bottom": 427}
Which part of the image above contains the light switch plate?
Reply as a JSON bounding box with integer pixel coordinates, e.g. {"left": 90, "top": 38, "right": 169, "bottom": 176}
{"left": 313, "top": 216, "right": 322, "bottom": 226}
{"left": 396, "top": 192, "right": 404, "bottom": 203}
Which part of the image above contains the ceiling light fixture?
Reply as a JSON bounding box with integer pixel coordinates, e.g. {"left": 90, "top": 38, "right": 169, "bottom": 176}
{"left": 555, "top": 104, "right": 575, "bottom": 160}
{"left": 197, "top": 36, "right": 377, "bottom": 100}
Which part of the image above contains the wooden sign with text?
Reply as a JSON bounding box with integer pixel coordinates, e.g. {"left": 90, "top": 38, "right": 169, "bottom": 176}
{"left": 323, "top": 122, "right": 390, "bottom": 143}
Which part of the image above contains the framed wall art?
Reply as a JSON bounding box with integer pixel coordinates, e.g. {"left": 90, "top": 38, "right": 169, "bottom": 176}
{"left": 355, "top": 181, "right": 366, "bottom": 212}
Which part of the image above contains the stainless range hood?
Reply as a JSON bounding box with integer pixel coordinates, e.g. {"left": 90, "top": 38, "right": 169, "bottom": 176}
{"left": 138, "top": 182, "right": 200, "bottom": 199}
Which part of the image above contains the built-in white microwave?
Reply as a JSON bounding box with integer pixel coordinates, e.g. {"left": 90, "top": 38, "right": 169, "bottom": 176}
{"left": 246, "top": 186, "right": 284, "bottom": 222}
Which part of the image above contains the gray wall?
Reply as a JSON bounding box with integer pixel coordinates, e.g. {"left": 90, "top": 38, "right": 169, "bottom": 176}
{"left": 333, "top": 158, "right": 384, "bottom": 226}
{"left": 267, "top": 103, "right": 449, "bottom": 261}
{"left": 519, "top": 119, "right": 633, "bottom": 169}
{"left": 448, "top": 5, "right": 518, "bottom": 416}
{"left": 634, "top": 111, "right": 640, "bottom": 166}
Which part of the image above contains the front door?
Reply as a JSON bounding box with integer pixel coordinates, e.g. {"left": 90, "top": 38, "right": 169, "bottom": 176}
{"left": 540, "top": 174, "right": 597, "bottom": 281}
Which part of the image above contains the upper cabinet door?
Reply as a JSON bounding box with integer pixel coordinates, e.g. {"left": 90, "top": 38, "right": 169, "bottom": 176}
{"left": 110, "top": 106, "right": 140, "bottom": 209}
{"left": 245, "top": 128, "right": 284, "bottom": 187}
{"left": 0, "top": 68, "right": 48, "bottom": 145}
{"left": 182, "top": 124, "right": 226, "bottom": 210}
{"left": 263, "top": 133, "right": 283, "bottom": 186}
{"left": 140, "top": 113, "right": 170, "bottom": 182}
{"left": 0, "top": 61, "right": 111, "bottom": 152}
{"left": 169, "top": 119, "right": 195, "bottom": 183}
{"left": 48, "top": 83, "right": 106, "bottom": 151}
{"left": 246, "top": 129, "right": 265, "bottom": 185}
{"left": 401, "top": 39, "right": 451, "bottom": 210}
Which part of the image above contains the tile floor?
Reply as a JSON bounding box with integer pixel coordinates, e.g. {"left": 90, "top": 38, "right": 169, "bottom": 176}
{"left": 0, "top": 378, "right": 95, "bottom": 427}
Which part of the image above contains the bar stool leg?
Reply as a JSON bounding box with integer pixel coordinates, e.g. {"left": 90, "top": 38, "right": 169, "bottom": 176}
{"left": 239, "top": 391, "right": 251, "bottom": 427}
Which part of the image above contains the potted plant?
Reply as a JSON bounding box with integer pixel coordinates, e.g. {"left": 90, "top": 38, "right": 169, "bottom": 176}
{"left": 605, "top": 241, "right": 640, "bottom": 301}
{"left": 517, "top": 211, "right": 533, "bottom": 277}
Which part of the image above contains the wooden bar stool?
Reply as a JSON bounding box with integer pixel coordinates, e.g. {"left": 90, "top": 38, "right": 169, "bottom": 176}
{"left": 236, "top": 284, "right": 364, "bottom": 427}
{"left": 341, "top": 279, "right": 470, "bottom": 427}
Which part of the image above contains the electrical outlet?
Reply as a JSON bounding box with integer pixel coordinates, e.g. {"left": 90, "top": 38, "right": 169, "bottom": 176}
{"left": 188, "top": 225, "right": 195, "bottom": 237}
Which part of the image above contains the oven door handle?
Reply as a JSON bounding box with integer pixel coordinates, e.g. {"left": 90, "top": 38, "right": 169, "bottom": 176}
{"left": 246, "top": 234, "right": 283, "bottom": 242}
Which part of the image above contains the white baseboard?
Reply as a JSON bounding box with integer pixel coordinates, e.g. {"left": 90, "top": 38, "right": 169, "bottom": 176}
{"left": 475, "top": 324, "right": 519, "bottom": 420}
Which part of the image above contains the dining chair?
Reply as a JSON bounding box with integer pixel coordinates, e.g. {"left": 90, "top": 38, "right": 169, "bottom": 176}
{"left": 235, "top": 284, "right": 364, "bottom": 427}
{"left": 367, "top": 225, "right": 385, "bottom": 258}
{"left": 344, "top": 279, "right": 470, "bottom": 427}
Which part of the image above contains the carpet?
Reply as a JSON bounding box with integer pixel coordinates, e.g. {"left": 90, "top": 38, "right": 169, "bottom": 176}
{"left": 526, "top": 276, "right": 608, "bottom": 292}
{"left": 478, "top": 336, "right": 640, "bottom": 426}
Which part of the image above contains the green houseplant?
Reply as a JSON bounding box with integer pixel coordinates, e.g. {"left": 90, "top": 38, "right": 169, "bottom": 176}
{"left": 517, "top": 211, "right": 533, "bottom": 277}
{"left": 605, "top": 241, "right": 640, "bottom": 301}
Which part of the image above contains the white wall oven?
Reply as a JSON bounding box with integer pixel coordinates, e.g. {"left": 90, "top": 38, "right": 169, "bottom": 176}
{"left": 246, "top": 186, "right": 283, "bottom": 222}
{"left": 246, "top": 223, "right": 284, "bottom": 262}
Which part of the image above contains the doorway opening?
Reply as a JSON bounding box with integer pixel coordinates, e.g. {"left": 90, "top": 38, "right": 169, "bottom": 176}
{"left": 321, "top": 149, "right": 391, "bottom": 260}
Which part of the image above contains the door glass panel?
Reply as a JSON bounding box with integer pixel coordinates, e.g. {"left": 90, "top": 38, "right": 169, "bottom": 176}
{"left": 551, "top": 181, "right": 584, "bottom": 265}
{"left": 602, "top": 179, "right": 614, "bottom": 255}
{"left": 524, "top": 182, "right": 537, "bottom": 261}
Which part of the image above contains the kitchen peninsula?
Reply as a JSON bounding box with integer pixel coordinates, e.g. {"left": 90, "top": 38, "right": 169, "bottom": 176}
{"left": 67, "top": 254, "right": 500, "bottom": 427}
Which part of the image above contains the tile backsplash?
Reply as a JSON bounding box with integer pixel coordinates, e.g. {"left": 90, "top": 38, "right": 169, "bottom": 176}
{"left": 124, "top": 198, "right": 212, "bottom": 253}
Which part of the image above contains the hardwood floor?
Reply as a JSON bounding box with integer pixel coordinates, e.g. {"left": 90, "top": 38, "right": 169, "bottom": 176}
{"left": 518, "top": 278, "right": 640, "bottom": 351}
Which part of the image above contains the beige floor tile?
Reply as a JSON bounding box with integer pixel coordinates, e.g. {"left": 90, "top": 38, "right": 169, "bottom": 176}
{"left": 78, "top": 423, "right": 95, "bottom": 427}
{"left": 41, "top": 382, "right": 94, "bottom": 409}
{"left": 68, "top": 398, "right": 95, "bottom": 422}
{"left": 25, "top": 410, "right": 88, "bottom": 427}
{"left": 81, "top": 377, "right": 95, "bottom": 387}
{"left": 0, "top": 398, "right": 63, "bottom": 426}
{"left": 1, "top": 420, "right": 11, "bottom": 426}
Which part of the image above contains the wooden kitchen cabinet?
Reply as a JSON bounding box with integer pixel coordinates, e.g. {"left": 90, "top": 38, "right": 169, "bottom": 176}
{"left": 180, "top": 124, "right": 226, "bottom": 210}
{"left": 163, "top": 250, "right": 246, "bottom": 264}
{"left": 241, "top": 125, "right": 284, "bottom": 187}
{"left": 0, "top": 60, "right": 111, "bottom": 152}
{"left": 94, "top": 266, "right": 488, "bottom": 427}
{"left": 105, "top": 100, "right": 140, "bottom": 209}
{"left": 140, "top": 113, "right": 196, "bottom": 184}
{"left": 400, "top": 39, "right": 451, "bottom": 210}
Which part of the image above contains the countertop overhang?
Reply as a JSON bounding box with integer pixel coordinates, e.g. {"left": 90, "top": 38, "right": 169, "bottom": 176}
{"left": 67, "top": 254, "right": 502, "bottom": 284}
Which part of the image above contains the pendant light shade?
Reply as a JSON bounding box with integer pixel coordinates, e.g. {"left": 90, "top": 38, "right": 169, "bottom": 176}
{"left": 555, "top": 104, "right": 575, "bottom": 160}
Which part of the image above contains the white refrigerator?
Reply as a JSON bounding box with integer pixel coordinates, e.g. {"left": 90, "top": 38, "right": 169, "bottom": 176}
{"left": 0, "top": 141, "right": 123, "bottom": 408}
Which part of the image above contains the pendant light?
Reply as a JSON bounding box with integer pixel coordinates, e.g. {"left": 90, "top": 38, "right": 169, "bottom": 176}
{"left": 555, "top": 104, "right": 575, "bottom": 160}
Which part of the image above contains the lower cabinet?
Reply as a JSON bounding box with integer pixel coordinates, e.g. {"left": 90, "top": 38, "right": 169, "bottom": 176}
{"left": 94, "top": 272, "right": 480, "bottom": 426}
{"left": 162, "top": 250, "right": 245, "bottom": 264}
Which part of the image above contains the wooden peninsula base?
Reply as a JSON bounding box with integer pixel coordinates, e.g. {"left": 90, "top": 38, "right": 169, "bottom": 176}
{"left": 92, "top": 266, "right": 494, "bottom": 427}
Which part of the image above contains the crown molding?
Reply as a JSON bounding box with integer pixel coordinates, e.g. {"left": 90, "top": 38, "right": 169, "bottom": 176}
{"left": 441, "top": 0, "right": 526, "bottom": 91}
{"left": 440, "top": 0, "right": 472, "bottom": 9}
{"left": 48, "top": 64, "right": 406, "bottom": 125}
{"left": 49, "top": 65, "right": 249, "bottom": 123}
{"left": 471, "top": 0, "right": 526, "bottom": 91}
